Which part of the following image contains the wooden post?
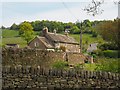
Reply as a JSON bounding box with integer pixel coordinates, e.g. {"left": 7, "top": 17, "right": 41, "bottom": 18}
{"left": 80, "top": 22, "right": 82, "bottom": 53}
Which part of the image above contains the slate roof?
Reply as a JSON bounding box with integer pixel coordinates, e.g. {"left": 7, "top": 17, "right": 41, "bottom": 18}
{"left": 29, "top": 31, "right": 79, "bottom": 49}
{"left": 46, "top": 32, "right": 79, "bottom": 44}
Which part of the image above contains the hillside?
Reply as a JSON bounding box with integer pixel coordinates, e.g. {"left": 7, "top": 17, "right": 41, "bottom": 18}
{"left": 2, "top": 29, "right": 19, "bottom": 38}
{"left": 1, "top": 29, "right": 104, "bottom": 48}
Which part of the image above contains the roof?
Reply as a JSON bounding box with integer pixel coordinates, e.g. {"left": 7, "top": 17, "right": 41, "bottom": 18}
{"left": 6, "top": 44, "right": 18, "bottom": 46}
{"left": 46, "top": 32, "right": 79, "bottom": 44}
{"left": 37, "top": 36, "right": 53, "bottom": 48}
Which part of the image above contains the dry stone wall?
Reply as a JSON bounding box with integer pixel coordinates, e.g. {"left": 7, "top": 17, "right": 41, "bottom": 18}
{"left": 2, "top": 48, "right": 86, "bottom": 68}
{"left": 2, "top": 66, "right": 120, "bottom": 89}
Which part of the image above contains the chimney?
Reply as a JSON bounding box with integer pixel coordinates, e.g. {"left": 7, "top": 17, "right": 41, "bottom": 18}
{"left": 53, "top": 29, "right": 56, "bottom": 34}
{"left": 42, "top": 27, "right": 48, "bottom": 36}
{"left": 64, "top": 29, "right": 69, "bottom": 36}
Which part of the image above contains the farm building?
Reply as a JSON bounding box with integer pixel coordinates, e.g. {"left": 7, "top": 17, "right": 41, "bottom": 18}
{"left": 28, "top": 27, "right": 80, "bottom": 53}
{"left": 5, "top": 44, "right": 19, "bottom": 48}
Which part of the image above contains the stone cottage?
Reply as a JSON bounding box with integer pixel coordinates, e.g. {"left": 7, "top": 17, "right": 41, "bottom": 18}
{"left": 28, "top": 27, "right": 80, "bottom": 52}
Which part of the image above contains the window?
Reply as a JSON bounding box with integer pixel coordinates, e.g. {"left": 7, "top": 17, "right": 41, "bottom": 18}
{"left": 34, "top": 42, "right": 39, "bottom": 47}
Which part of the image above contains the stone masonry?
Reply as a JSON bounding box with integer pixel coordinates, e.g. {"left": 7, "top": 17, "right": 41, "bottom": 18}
{"left": 2, "top": 66, "right": 120, "bottom": 89}
{"left": 2, "top": 48, "right": 86, "bottom": 67}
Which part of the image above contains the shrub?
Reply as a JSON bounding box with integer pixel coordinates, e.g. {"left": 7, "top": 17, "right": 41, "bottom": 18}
{"left": 75, "top": 64, "right": 84, "bottom": 70}
{"left": 103, "top": 50, "right": 118, "bottom": 58}
{"left": 59, "top": 46, "right": 66, "bottom": 52}
{"left": 95, "top": 58, "right": 120, "bottom": 73}
{"left": 0, "top": 43, "right": 5, "bottom": 48}
{"left": 52, "top": 61, "right": 68, "bottom": 69}
{"left": 99, "top": 43, "right": 118, "bottom": 50}
{"left": 92, "top": 54, "right": 97, "bottom": 58}
{"left": 92, "top": 32, "right": 98, "bottom": 37}
{"left": 91, "top": 49, "right": 104, "bottom": 57}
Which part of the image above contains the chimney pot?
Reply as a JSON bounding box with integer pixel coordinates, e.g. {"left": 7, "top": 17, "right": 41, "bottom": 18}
{"left": 53, "top": 29, "right": 56, "bottom": 34}
{"left": 64, "top": 29, "right": 69, "bottom": 36}
{"left": 42, "top": 27, "right": 48, "bottom": 36}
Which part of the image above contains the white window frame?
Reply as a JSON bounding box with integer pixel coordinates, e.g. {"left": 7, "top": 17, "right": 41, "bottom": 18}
{"left": 34, "top": 42, "right": 39, "bottom": 47}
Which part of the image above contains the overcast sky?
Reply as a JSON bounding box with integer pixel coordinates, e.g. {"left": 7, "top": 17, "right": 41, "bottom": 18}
{"left": 0, "top": 0, "right": 118, "bottom": 27}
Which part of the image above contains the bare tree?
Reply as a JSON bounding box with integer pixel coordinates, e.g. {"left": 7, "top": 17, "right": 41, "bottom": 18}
{"left": 83, "top": 0, "right": 104, "bottom": 16}
{"left": 84, "top": 0, "right": 120, "bottom": 16}
{"left": 114, "top": 0, "right": 120, "bottom": 5}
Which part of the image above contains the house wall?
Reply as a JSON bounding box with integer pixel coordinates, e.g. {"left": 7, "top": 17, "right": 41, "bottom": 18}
{"left": 29, "top": 38, "right": 47, "bottom": 49}
{"left": 55, "top": 43, "right": 80, "bottom": 53}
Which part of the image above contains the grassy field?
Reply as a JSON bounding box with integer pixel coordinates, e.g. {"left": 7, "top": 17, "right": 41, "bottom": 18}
{"left": 1, "top": 29, "right": 39, "bottom": 48}
{"left": 1, "top": 29, "right": 104, "bottom": 48}
{"left": 2, "top": 37, "right": 27, "bottom": 48}
{"left": 2, "top": 29, "right": 19, "bottom": 38}
{"left": 70, "top": 34, "right": 104, "bottom": 45}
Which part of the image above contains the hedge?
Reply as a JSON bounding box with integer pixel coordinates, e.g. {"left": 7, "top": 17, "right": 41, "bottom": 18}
{"left": 103, "top": 50, "right": 118, "bottom": 58}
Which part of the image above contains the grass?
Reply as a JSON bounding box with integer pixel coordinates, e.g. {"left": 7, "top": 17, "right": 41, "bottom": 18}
{"left": 52, "top": 60, "right": 68, "bottom": 69}
{"left": 2, "top": 29, "right": 19, "bottom": 38}
{"left": 1, "top": 29, "right": 39, "bottom": 48}
{"left": 2, "top": 37, "right": 27, "bottom": 48}
{"left": 83, "top": 58, "right": 120, "bottom": 72}
{"left": 70, "top": 34, "right": 104, "bottom": 45}
{"left": 83, "top": 63, "right": 97, "bottom": 71}
{"left": 1, "top": 29, "right": 104, "bottom": 48}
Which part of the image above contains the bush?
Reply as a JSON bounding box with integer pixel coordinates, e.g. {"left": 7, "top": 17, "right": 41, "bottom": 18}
{"left": 95, "top": 58, "right": 120, "bottom": 73}
{"left": 103, "top": 50, "right": 118, "bottom": 58}
{"left": 91, "top": 49, "right": 104, "bottom": 57}
{"left": 52, "top": 61, "right": 68, "bottom": 69}
{"left": 75, "top": 64, "right": 84, "bottom": 70}
{"left": 92, "top": 54, "right": 97, "bottom": 58}
{"left": 99, "top": 43, "right": 118, "bottom": 50}
{"left": 92, "top": 32, "right": 98, "bottom": 37}
{"left": 59, "top": 46, "right": 66, "bottom": 52}
{"left": 83, "top": 30, "right": 93, "bottom": 34}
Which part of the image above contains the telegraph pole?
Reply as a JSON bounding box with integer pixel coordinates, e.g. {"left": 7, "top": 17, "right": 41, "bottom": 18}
{"left": 80, "top": 22, "right": 82, "bottom": 53}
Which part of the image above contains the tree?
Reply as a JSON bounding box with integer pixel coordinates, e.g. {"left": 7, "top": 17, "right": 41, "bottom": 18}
{"left": 94, "top": 19, "right": 119, "bottom": 48}
{"left": 84, "top": 0, "right": 120, "bottom": 16}
{"left": 83, "top": 19, "right": 92, "bottom": 33}
{"left": 10, "top": 23, "right": 18, "bottom": 30}
{"left": 19, "top": 22, "right": 34, "bottom": 44}
{"left": 1, "top": 26, "right": 6, "bottom": 29}
{"left": 84, "top": 0, "right": 104, "bottom": 16}
{"left": 70, "top": 26, "right": 80, "bottom": 34}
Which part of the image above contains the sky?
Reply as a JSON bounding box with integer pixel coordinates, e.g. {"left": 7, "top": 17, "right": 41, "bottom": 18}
{"left": 0, "top": 0, "right": 118, "bottom": 27}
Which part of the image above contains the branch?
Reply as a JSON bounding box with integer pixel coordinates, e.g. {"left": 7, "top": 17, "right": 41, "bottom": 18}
{"left": 83, "top": 0, "right": 104, "bottom": 16}
{"left": 114, "top": 0, "right": 120, "bottom": 5}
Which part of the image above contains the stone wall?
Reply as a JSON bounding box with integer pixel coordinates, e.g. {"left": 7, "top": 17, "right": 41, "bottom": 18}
{"left": 2, "top": 48, "right": 86, "bottom": 68}
{"left": 2, "top": 66, "right": 120, "bottom": 89}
